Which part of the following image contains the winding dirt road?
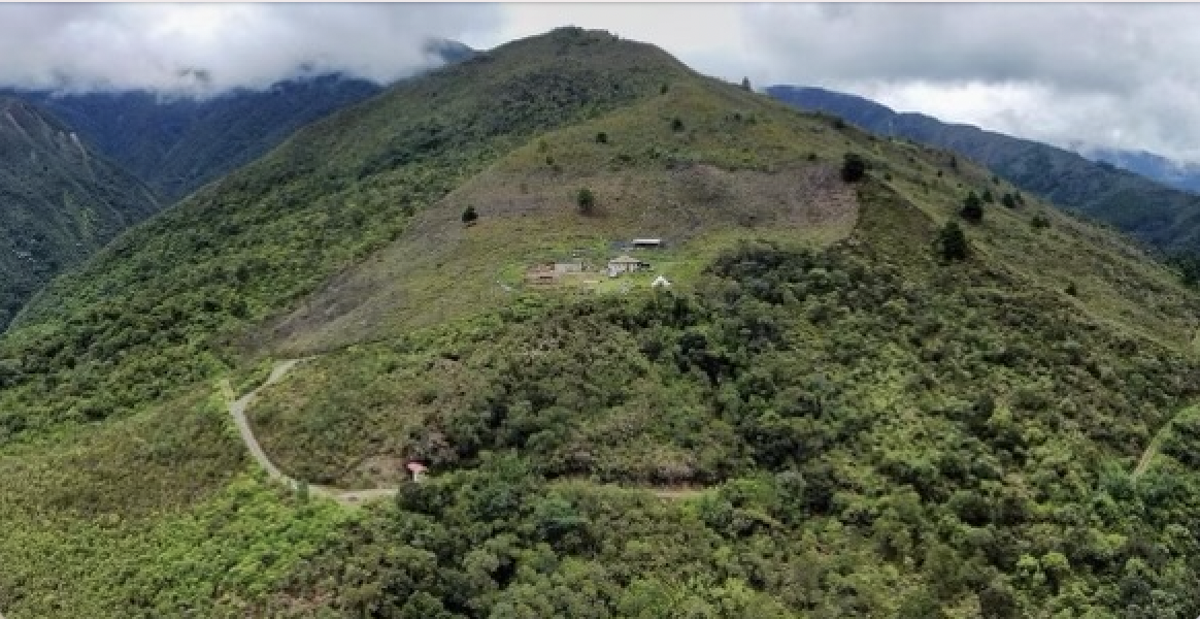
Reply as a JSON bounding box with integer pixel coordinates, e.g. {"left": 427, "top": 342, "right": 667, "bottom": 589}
{"left": 223, "top": 358, "right": 400, "bottom": 506}
{"left": 226, "top": 358, "right": 709, "bottom": 508}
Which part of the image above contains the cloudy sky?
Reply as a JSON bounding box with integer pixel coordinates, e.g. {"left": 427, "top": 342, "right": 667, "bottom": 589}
{"left": 3, "top": 3, "right": 1200, "bottom": 164}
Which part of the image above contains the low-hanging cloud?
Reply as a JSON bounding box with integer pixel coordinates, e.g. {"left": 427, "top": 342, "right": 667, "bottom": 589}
{"left": 0, "top": 3, "right": 501, "bottom": 94}
{"left": 736, "top": 3, "right": 1200, "bottom": 163}
{"left": 7, "top": 3, "right": 1200, "bottom": 163}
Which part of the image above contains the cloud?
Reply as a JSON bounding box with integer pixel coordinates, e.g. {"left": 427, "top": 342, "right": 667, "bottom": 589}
{"left": 5, "top": 3, "right": 1200, "bottom": 163}
{"left": 0, "top": 3, "right": 501, "bottom": 93}
{"left": 736, "top": 3, "right": 1200, "bottom": 163}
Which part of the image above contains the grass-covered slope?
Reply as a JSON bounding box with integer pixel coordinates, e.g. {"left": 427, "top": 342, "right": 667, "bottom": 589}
{"left": 0, "top": 96, "right": 159, "bottom": 327}
{"left": 0, "top": 27, "right": 691, "bottom": 441}
{"left": 2, "top": 27, "right": 1200, "bottom": 619}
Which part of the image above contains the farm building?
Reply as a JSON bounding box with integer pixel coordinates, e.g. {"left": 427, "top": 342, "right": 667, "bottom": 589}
{"left": 607, "top": 255, "right": 646, "bottom": 276}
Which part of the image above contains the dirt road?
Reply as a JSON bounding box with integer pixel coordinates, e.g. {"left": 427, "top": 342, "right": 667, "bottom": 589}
{"left": 223, "top": 358, "right": 400, "bottom": 507}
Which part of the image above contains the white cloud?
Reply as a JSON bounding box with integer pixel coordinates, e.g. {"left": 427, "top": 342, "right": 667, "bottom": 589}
{"left": 0, "top": 3, "right": 501, "bottom": 93}
{"left": 6, "top": 3, "right": 1200, "bottom": 163}
{"left": 737, "top": 3, "right": 1200, "bottom": 163}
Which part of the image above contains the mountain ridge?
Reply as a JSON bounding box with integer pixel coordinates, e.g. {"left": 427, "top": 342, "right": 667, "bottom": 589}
{"left": 1, "top": 28, "right": 1199, "bottom": 618}
{"left": 766, "top": 84, "right": 1200, "bottom": 256}
{"left": 2, "top": 39, "right": 476, "bottom": 202}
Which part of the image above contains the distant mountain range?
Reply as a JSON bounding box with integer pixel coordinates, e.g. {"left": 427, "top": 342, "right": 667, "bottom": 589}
{"left": 766, "top": 85, "right": 1200, "bottom": 254}
{"left": 0, "top": 96, "right": 159, "bottom": 326}
{"left": 1, "top": 39, "right": 474, "bottom": 203}
{"left": 1083, "top": 147, "right": 1200, "bottom": 195}
{"left": 0, "top": 39, "right": 476, "bottom": 327}
{"left": 9, "top": 74, "right": 384, "bottom": 203}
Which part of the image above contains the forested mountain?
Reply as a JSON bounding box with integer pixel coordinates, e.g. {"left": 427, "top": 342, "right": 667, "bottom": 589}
{"left": 10, "top": 74, "right": 383, "bottom": 203}
{"left": 766, "top": 85, "right": 1200, "bottom": 255}
{"left": 1085, "top": 147, "right": 1200, "bottom": 195}
{"left": 6, "top": 39, "right": 474, "bottom": 202}
{"left": 0, "top": 96, "right": 158, "bottom": 327}
{"left": 1, "top": 28, "right": 1198, "bottom": 618}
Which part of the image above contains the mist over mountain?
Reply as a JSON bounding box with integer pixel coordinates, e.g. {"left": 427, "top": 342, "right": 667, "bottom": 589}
{"left": 2, "top": 40, "right": 474, "bottom": 202}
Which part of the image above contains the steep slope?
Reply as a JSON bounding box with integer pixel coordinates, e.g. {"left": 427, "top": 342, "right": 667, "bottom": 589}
{"left": 0, "top": 96, "right": 159, "bottom": 327}
{"left": 2, "top": 28, "right": 1200, "bottom": 619}
{"left": 8, "top": 40, "right": 474, "bottom": 203}
{"left": 767, "top": 85, "right": 1200, "bottom": 255}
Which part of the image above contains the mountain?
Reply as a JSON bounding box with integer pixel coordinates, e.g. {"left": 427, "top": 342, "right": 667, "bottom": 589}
{"left": 10, "top": 74, "right": 384, "bottom": 203}
{"left": 766, "top": 85, "right": 1200, "bottom": 255}
{"left": 0, "top": 96, "right": 159, "bottom": 327}
{"left": 2, "top": 28, "right": 1200, "bottom": 618}
{"left": 1084, "top": 147, "right": 1200, "bottom": 195}
{"left": 6, "top": 39, "right": 475, "bottom": 202}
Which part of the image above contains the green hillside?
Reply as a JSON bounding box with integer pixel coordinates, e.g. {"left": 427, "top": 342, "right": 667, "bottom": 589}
{"left": 0, "top": 96, "right": 159, "bottom": 327}
{"left": 1, "top": 28, "right": 1200, "bottom": 618}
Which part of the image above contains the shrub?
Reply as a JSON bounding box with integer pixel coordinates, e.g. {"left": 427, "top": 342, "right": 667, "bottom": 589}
{"left": 841, "top": 153, "right": 867, "bottom": 183}
{"left": 461, "top": 205, "right": 479, "bottom": 226}
{"left": 595, "top": 132, "right": 608, "bottom": 144}
{"left": 937, "top": 221, "right": 969, "bottom": 261}
{"left": 1002, "top": 193, "right": 1017, "bottom": 208}
{"left": 577, "top": 187, "right": 596, "bottom": 214}
{"left": 961, "top": 191, "right": 984, "bottom": 223}
{"left": 1031, "top": 214, "right": 1051, "bottom": 230}
{"left": 671, "top": 117, "right": 685, "bottom": 132}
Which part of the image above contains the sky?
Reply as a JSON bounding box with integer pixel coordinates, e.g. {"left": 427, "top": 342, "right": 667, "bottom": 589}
{"left": 3, "top": 3, "right": 1200, "bottom": 164}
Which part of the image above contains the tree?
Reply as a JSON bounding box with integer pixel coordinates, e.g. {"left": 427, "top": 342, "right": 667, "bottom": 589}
{"left": 981, "top": 189, "right": 995, "bottom": 203}
{"left": 595, "top": 131, "right": 608, "bottom": 144}
{"left": 671, "top": 117, "right": 685, "bottom": 132}
{"left": 1001, "top": 192, "right": 1017, "bottom": 208}
{"left": 577, "top": 188, "right": 596, "bottom": 215}
{"left": 960, "top": 191, "right": 984, "bottom": 223}
{"left": 841, "top": 153, "right": 867, "bottom": 183}
{"left": 740, "top": 76, "right": 752, "bottom": 91}
{"left": 938, "top": 221, "right": 969, "bottom": 261}
{"left": 461, "top": 205, "right": 479, "bottom": 226}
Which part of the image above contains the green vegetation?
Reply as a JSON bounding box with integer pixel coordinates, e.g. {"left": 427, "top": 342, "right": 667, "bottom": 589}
{"left": 841, "top": 152, "right": 867, "bottom": 183}
{"left": 2, "top": 27, "right": 1200, "bottom": 618}
{"left": 961, "top": 191, "right": 984, "bottom": 223}
{"left": 246, "top": 189, "right": 1200, "bottom": 616}
{"left": 0, "top": 97, "right": 159, "bottom": 328}
{"left": 576, "top": 187, "right": 597, "bottom": 215}
{"left": 461, "top": 205, "right": 479, "bottom": 226}
{"left": 937, "top": 221, "right": 969, "bottom": 261}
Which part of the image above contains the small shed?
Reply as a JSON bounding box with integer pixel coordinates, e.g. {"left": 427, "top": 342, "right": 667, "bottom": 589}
{"left": 631, "top": 238, "right": 663, "bottom": 249}
{"left": 607, "top": 255, "right": 644, "bottom": 275}
{"left": 651, "top": 275, "right": 672, "bottom": 289}
{"left": 553, "top": 260, "right": 584, "bottom": 274}
{"left": 406, "top": 461, "right": 428, "bottom": 483}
